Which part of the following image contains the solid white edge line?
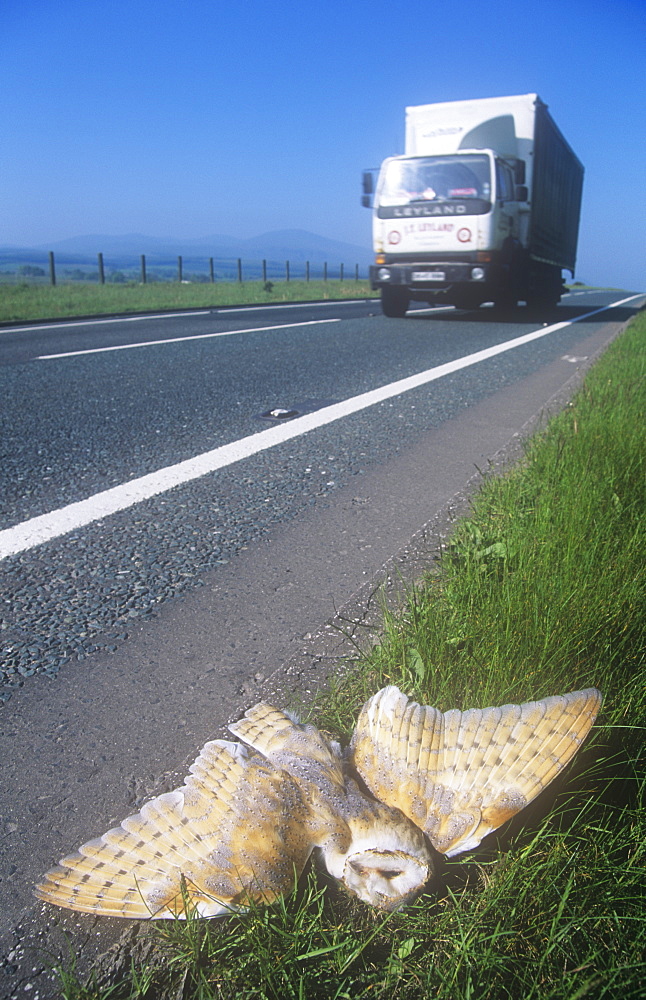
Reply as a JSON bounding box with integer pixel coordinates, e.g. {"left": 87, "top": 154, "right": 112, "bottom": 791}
{"left": 3, "top": 298, "right": 377, "bottom": 331}
{"left": 1, "top": 293, "right": 641, "bottom": 560}
{"left": 216, "top": 299, "right": 379, "bottom": 313}
{"left": 2, "top": 311, "right": 212, "bottom": 335}
{"left": 407, "top": 305, "right": 456, "bottom": 314}
{"left": 37, "top": 318, "right": 341, "bottom": 359}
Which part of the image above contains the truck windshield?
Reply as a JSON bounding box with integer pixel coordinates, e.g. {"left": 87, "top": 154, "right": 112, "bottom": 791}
{"left": 379, "top": 155, "right": 491, "bottom": 206}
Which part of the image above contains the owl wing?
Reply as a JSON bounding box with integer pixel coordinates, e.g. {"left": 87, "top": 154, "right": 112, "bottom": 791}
{"left": 35, "top": 739, "right": 313, "bottom": 920}
{"left": 229, "top": 702, "right": 346, "bottom": 792}
{"left": 229, "top": 702, "right": 356, "bottom": 853}
{"left": 350, "top": 685, "right": 602, "bottom": 857}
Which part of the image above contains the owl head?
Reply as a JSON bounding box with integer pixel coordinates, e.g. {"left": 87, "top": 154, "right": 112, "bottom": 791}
{"left": 342, "top": 847, "right": 431, "bottom": 910}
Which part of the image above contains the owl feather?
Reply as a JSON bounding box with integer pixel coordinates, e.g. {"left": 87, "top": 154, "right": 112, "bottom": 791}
{"left": 229, "top": 701, "right": 434, "bottom": 907}
{"left": 35, "top": 739, "right": 312, "bottom": 919}
{"left": 350, "top": 686, "right": 602, "bottom": 855}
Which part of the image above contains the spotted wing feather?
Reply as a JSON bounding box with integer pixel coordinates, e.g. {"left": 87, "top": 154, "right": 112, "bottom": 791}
{"left": 230, "top": 702, "right": 371, "bottom": 856}
{"left": 229, "top": 702, "right": 346, "bottom": 794}
{"left": 229, "top": 702, "right": 344, "bottom": 786}
{"left": 350, "top": 686, "right": 602, "bottom": 856}
{"left": 36, "top": 739, "right": 313, "bottom": 919}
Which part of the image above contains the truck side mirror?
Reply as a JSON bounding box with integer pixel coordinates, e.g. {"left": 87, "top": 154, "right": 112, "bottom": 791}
{"left": 362, "top": 170, "right": 375, "bottom": 194}
{"left": 362, "top": 169, "right": 378, "bottom": 206}
{"left": 515, "top": 185, "right": 529, "bottom": 202}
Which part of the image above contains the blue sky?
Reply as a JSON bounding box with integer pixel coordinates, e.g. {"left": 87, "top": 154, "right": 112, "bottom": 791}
{"left": 2, "top": 0, "right": 644, "bottom": 289}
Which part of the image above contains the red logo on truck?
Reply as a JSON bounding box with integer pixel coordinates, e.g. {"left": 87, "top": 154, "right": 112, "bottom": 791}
{"left": 457, "top": 228, "right": 472, "bottom": 243}
{"left": 388, "top": 230, "right": 402, "bottom": 245}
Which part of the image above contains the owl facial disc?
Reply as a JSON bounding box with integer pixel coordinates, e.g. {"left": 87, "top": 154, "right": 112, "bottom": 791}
{"left": 343, "top": 848, "right": 431, "bottom": 910}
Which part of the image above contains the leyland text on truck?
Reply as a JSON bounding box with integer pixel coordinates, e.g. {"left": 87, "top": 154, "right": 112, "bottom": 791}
{"left": 362, "top": 94, "right": 584, "bottom": 317}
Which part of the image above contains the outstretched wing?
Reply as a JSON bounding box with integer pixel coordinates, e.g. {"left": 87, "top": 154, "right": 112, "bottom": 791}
{"left": 350, "top": 686, "right": 602, "bottom": 857}
{"left": 36, "top": 739, "right": 313, "bottom": 919}
{"left": 228, "top": 701, "right": 345, "bottom": 776}
{"left": 230, "top": 702, "right": 359, "bottom": 852}
{"left": 229, "top": 702, "right": 346, "bottom": 792}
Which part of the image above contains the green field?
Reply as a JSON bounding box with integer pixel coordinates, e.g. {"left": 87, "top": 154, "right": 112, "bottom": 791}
{"left": 51, "top": 313, "right": 646, "bottom": 999}
{"left": 0, "top": 280, "right": 375, "bottom": 324}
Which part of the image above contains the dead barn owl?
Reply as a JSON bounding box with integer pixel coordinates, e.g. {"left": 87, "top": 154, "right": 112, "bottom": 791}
{"left": 35, "top": 685, "right": 601, "bottom": 918}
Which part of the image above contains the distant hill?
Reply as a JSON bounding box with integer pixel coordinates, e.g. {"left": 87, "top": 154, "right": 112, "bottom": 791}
{"left": 0, "top": 229, "right": 372, "bottom": 266}
{"left": 237, "top": 229, "right": 371, "bottom": 264}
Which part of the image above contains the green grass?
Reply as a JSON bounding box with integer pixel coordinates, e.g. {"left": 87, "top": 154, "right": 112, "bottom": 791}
{"left": 0, "top": 280, "right": 627, "bottom": 325}
{"left": 0, "top": 280, "right": 375, "bottom": 323}
{"left": 52, "top": 313, "right": 646, "bottom": 999}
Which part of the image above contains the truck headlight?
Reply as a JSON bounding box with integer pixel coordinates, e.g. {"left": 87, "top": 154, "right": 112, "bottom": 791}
{"left": 471, "top": 267, "right": 486, "bottom": 281}
{"left": 378, "top": 268, "right": 391, "bottom": 281}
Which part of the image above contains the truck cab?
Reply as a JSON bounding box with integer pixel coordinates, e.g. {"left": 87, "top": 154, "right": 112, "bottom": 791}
{"left": 369, "top": 150, "right": 529, "bottom": 314}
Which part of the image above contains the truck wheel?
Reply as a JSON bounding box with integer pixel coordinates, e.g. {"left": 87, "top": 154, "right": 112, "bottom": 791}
{"left": 526, "top": 293, "right": 559, "bottom": 308}
{"left": 381, "top": 287, "right": 410, "bottom": 318}
{"left": 525, "top": 295, "right": 560, "bottom": 319}
{"left": 492, "top": 292, "right": 518, "bottom": 315}
{"left": 526, "top": 265, "right": 563, "bottom": 313}
{"left": 452, "top": 293, "right": 483, "bottom": 310}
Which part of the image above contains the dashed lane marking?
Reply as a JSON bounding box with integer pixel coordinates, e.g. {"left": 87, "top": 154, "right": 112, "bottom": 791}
{"left": 36, "top": 319, "right": 341, "bottom": 359}
{"left": 2, "top": 311, "right": 212, "bottom": 335}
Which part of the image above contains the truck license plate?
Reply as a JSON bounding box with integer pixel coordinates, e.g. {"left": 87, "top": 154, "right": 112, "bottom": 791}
{"left": 412, "top": 271, "right": 445, "bottom": 281}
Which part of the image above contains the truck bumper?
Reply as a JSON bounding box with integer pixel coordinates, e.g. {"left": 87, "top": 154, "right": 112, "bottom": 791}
{"left": 369, "top": 261, "right": 492, "bottom": 292}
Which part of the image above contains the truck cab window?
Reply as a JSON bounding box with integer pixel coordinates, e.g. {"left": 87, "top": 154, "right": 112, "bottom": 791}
{"left": 496, "top": 161, "right": 515, "bottom": 202}
{"left": 380, "top": 154, "right": 491, "bottom": 206}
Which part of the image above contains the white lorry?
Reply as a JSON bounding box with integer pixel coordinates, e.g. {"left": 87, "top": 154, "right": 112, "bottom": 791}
{"left": 362, "top": 94, "right": 584, "bottom": 317}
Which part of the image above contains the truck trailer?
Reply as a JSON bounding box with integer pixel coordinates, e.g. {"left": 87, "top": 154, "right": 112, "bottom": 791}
{"left": 362, "top": 94, "right": 584, "bottom": 317}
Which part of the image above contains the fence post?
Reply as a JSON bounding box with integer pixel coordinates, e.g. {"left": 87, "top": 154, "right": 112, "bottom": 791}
{"left": 339, "top": 263, "right": 344, "bottom": 281}
{"left": 140, "top": 255, "right": 147, "bottom": 284}
{"left": 237, "top": 258, "right": 242, "bottom": 282}
{"left": 306, "top": 260, "right": 310, "bottom": 282}
{"left": 209, "top": 258, "right": 215, "bottom": 283}
{"left": 323, "top": 261, "right": 327, "bottom": 282}
{"left": 285, "top": 260, "right": 290, "bottom": 282}
{"left": 97, "top": 253, "right": 105, "bottom": 284}
{"left": 48, "top": 251, "right": 56, "bottom": 286}
{"left": 178, "top": 256, "right": 183, "bottom": 282}
{"left": 355, "top": 263, "right": 359, "bottom": 281}
{"left": 262, "top": 259, "right": 267, "bottom": 283}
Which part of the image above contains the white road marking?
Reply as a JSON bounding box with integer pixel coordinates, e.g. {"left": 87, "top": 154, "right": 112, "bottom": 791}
{"left": 36, "top": 319, "right": 341, "bottom": 359}
{"left": 216, "top": 299, "right": 379, "bottom": 313}
{"left": 0, "top": 294, "right": 641, "bottom": 560}
{"left": 2, "top": 311, "right": 212, "bottom": 335}
{"left": 407, "top": 305, "right": 456, "bottom": 315}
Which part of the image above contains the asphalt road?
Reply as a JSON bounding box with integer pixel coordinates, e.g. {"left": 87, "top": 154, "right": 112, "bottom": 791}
{"left": 0, "top": 288, "right": 643, "bottom": 996}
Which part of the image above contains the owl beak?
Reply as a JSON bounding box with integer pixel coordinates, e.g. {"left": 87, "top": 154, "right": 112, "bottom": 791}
{"left": 376, "top": 892, "right": 410, "bottom": 912}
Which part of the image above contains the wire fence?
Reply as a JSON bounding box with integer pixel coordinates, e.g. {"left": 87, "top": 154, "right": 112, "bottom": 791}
{"left": 1, "top": 250, "right": 370, "bottom": 286}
